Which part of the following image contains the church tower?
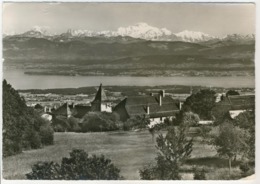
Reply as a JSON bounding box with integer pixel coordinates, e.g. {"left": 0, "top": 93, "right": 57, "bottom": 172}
{"left": 91, "top": 83, "right": 111, "bottom": 112}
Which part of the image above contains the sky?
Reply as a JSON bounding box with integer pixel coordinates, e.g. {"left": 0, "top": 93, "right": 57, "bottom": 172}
{"left": 3, "top": 2, "right": 256, "bottom": 37}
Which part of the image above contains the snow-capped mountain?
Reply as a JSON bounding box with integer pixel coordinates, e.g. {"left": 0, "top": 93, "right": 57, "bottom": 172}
{"left": 5, "top": 23, "right": 255, "bottom": 43}
{"left": 222, "top": 34, "right": 255, "bottom": 42}
{"left": 176, "top": 30, "right": 215, "bottom": 42}
{"left": 116, "top": 22, "right": 173, "bottom": 40}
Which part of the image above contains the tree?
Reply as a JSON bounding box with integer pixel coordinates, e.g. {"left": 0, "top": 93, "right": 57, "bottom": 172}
{"left": 26, "top": 149, "right": 122, "bottom": 180}
{"left": 233, "top": 111, "right": 255, "bottom": 162}
{"left": 226, "top": 90, "right": 240, "bottom": 97}
{"left": 233, "top": 111, "right": 254, "bottom": 130}
{"left": 182, "top": 89, "right": 216, "bottom": 120}
{"left": 140, "top": 126, "right": 193, "bottom": 180}
{"left": 213, "top": 122, "right": 249, "bottom": 176}
{"left": 181, "top": 111, "right": 200, "bottom": 127}
{"left": 3, "top": 80, "right": 54, "bottom": 157}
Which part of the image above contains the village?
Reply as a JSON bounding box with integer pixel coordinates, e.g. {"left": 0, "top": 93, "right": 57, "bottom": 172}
{"left": 19, "top": 84, "right": 255, "bottom": 129}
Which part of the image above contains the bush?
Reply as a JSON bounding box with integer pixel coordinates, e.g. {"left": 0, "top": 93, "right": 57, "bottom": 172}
{"left": 22, "top": 127, "right": 42, "bottom": 149}
{"left": 26, "top": 161, "right": 61, "bottom": 180}
{"left": 226, "top": 90, "right": 240, "bottom": 96}
{"left": 39, "top": 124, "right": 54, "bottom": 145}
{"left": 61, "top": 149, "right": 121, "bottom": 180}
{"left": 140, "top": 155, "right": 181, "bottom": 180}
{"left": 30, "top": 131, "right": 42, "bottom": 149}
{"left": 239, "top": 162, "right": 250, "bottom": 177}
{"left": 193, "top": 167, "right": 206, "bottom": 180}
{"left": 26, "top": 149, "right": 122, "bottom": 180}
{"left": 81, "top": 112, "right": 120, "bottom": 132}
{"left": 67, "top": 117, "right": 81, "bottom": 132}
{"left": 123, "top": 115, "right": 149, "bottom": 131}
{"left": 52, "top": 116, "right": 70, "bottom": 132}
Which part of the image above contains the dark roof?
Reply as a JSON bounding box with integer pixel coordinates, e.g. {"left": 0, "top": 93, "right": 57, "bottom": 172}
{"left": 123, "top": 95, "right": 179, "bottom": 118}
{"left": 52, "top": 103, "right": 69, "bottom": 117}
{"left": 52, "top": 103, "right": 91, "bottom": 118}
{"left": 216, "top": 95, "right": 255, "bottom": 110}
{"left": 34, "top": 104, "right": 43, "bottom": 109}
{"left": 73, "top": 105, "right": 91, "bottom": 118}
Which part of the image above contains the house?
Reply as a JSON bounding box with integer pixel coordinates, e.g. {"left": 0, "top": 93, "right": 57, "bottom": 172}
{"left": 212, "top": 94, "right": 255, "bottom": 119}
{"left": 113, "top": 90, "right": 180, "bottom": 126}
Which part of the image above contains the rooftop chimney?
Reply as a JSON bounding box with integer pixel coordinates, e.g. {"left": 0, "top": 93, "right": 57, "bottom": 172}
{"left": 161, "top": 90, "right": 165, "bottom": 97}
{"left": 159, "top": 94, "right": 162, "bottom": 106}
{"left": 146, "top": 105, "right": 150, "bottom": 115}
{"left": 179, "top": 102, "right": 183, "bottom": 110}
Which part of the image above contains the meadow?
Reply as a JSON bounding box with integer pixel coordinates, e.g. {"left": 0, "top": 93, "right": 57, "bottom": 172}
{"left": 3, "top": 130, "right": 244, "bottom": 180}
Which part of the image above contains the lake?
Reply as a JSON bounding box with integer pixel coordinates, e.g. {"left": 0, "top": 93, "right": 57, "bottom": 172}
{"left": 3, "top": 69, "right": 255, "bottom": 90}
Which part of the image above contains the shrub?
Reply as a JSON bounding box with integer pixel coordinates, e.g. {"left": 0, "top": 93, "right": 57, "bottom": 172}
{"left": 226, "top": 90, "right": 240, "bottom": 96}
{"left": 193, "top": 167, "right": 206, "bottom": 180}
{"left": 140, "top": 155, "right": 181, "bottom": 180}
{"left": 26, "top": 149, "right": 122, "bottom": 180}
{"left": 123, "top": 115, "right": 149, "bottom": 131}
{"left": 67, "top": 117, "right": 81, "bottom": 132}
{"left": 26, "top": 161, "right": 61, "bottom": 180}
{"left": 81, "top": 112, "right": 119, "bottom": 132}
{"left": 39, "top": 124, "right": 54, "bottom": 145}
{"left": 61, "top": 149, "right": 121, "bottom": 180}
{"left": 240, "top": 162, "right": 250, "bottom": 177}
{"left": 30, "top": 131, "right": 42, "bottom": 149}
{"left": 52, "top": 116, "right": 70, "bottom": 132}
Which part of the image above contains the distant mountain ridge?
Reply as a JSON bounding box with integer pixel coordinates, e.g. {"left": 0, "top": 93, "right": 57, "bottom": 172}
{"left": 4, "top": 22, "right": 255, "bottom": 43}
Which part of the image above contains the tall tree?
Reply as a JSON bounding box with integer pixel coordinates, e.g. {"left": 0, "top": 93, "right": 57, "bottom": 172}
{"left": 140, "top": 126, "right": 193, "bottom": 180}
{"left": 213, "top": 122, "right": 249, "bottom": 175}
{"left": 182, "top": 89, "right": 216, "bottom": 120}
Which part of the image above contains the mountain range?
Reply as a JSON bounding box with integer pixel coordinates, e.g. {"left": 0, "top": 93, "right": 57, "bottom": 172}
{"left": 3, "top": 22, "right": 255, "bottom": 77}
{"left": 4, "top": 22, "right": 255, "bottom": 43}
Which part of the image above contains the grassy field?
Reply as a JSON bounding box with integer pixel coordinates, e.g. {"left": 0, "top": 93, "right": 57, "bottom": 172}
{"left": 3, "top": 130, "right": 244, "bottom": 180}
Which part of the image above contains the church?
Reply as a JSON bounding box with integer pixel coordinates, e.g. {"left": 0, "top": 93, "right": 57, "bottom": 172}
{"left": 51, "top": 83, "right": 112, "bottom": 119}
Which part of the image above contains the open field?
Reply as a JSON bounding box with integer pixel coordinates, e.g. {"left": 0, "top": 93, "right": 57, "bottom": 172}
{"left": 3, "top": 130, "right": 245, "bottom": 180}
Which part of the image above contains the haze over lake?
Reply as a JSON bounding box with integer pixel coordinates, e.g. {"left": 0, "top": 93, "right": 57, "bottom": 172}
{"left": 3, "top": 69, "right": 255, "bottom": 90}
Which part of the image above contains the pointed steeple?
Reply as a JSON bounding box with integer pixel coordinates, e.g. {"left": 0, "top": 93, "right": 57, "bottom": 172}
{"left": 93, "top": 83, "right": 107, "bottom": 102}
{"left": 91, "top": 83, "right": 107, "bottom": 112}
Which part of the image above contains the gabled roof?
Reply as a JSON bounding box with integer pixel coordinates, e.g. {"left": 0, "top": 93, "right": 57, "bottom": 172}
{"left": 216, "top": 95, "right": 255, "bottom": 110}
{"left": 52, "top": 103, "right": 91, "bottom": 118}
{"left": 52, "top": 103, "right": 70, "bottom": 117}
{"left": 122, "top": 95, "right": 179, "bottom": 118}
